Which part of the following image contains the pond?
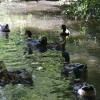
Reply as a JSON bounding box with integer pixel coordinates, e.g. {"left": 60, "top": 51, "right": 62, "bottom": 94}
{"left": 64, "top": 19, "right": 100, "bottom": 100}
{"left": 0, "top": 1, "right": 100, "bottom": 100}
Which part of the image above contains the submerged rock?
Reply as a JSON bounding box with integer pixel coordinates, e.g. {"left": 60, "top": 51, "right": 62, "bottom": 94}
{"left": 36, "top": 67, "right": 43, "bottom": 71}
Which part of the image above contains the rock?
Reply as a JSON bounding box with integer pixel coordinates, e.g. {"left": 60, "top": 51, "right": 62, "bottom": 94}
{"left": 36, "top": 67, "right": 43, "bottom": 71}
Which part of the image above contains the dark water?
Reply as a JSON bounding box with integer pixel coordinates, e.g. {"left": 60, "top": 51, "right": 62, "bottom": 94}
{"left": 87, "top": 21, "right": 100, "bottom": 100}
{"left": 71, "top": 20, "right": 100, "bottom": 100}
{"left": 63, "top": 18, "right": 100, "bottom": 99}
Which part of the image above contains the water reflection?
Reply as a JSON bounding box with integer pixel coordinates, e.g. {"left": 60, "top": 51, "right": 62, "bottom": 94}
{"left": 0, "top": 86, "right": 7, "bottom": 100}
{"left": 85, "top": 21, "right": 100, "bottom": 100}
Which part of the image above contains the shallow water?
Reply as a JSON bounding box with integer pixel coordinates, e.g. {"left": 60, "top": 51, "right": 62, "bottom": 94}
{"left": 0, "top": 1, "right": 100, "bottom": 100}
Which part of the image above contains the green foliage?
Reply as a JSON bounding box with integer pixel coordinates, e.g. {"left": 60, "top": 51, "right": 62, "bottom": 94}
{"left": 63, "top": 0, "right": 100, "bottom": 20}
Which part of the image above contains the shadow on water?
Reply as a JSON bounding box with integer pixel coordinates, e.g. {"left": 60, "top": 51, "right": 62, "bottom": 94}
{"left": 64, "top": 19, "right": 100, "bottom": 100}
{"left": 88, "top": 70, "right": 100, "bottom": 100}
{"left": 86, "top": 20, "right": 100, "bottom": 100}
{"left": 87, "top": 48, "right": 100, "bottom": 100}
